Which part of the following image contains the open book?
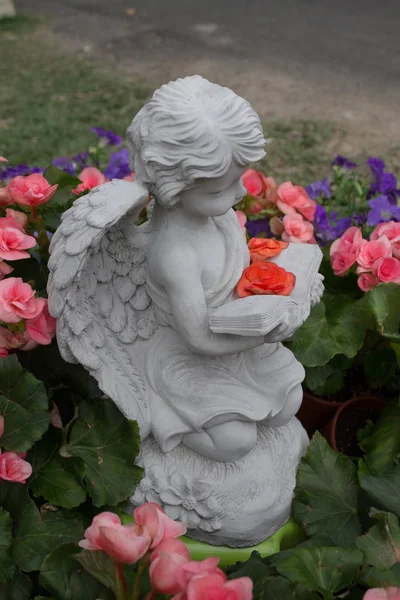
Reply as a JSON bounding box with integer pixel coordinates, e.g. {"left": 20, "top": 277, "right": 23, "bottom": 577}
{"left": 209, "top": 244, "right": 322, "bottom": 336}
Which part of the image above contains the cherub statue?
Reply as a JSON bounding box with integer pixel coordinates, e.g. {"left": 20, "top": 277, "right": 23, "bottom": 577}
{"left": 48, "top": 76, "right": 323, "bottom": 546}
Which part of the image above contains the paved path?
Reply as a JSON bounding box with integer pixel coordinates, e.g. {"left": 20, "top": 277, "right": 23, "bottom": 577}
{"left": 16, "top": 0, "right": 400, "bottom": 150}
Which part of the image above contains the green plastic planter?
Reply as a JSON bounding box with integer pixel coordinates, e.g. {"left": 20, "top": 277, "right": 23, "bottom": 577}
{"left": 180, "top": 519, "right": 304, "bottom": 568}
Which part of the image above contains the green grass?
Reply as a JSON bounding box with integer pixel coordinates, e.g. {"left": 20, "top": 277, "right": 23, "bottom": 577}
{"left": 0, "top": 17, "right": 398, "bottom": 185}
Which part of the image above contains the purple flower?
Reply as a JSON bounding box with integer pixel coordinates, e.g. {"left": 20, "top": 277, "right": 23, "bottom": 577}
{"left": 305, "top": 177, "right": 331, "bottom": 200}
{"left": 104, "top": 148, "right": 131, "bottom": 180}
{"left": 352, "top": 213, "right": 367, "bottom": 226}
{"left": 367, "top": 195, "right": 400, "bottom": 226}
{"left": 0, "top": 164, "right": 43, "bottom": 182}
{"left": 367, "top": 156, "right": 398, "bottom": 201}
{"left": 90, "top": 127, "right": 123, "bottom": 146}
{"left": 332, "top": 155, "right": 357, "bottom": 169}
{"left": 52, "top": 157, "right": 76, "bottom": 176}
{"left": 246, "top": 218, "right": 271, "bottom": 238}
{"left": 332, "top": 216, "right": 352, "bottom": 238}
{"left": 72, "top": 152, "right": 89, "bottom": 170}
{"left": 367, "top": 157, "right": 385, "bottom": 178}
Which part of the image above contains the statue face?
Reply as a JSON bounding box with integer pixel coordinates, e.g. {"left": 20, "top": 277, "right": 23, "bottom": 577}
{"left": 179, "top": 163, "right": 247, "bottom": 218}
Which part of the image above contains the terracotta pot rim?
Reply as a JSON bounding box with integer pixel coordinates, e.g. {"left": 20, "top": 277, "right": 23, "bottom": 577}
{"left": 303, "top": 390, "right": 342, "bottom": 408}
{"left": 329, "top": 394, "right": 386, "bottom": 452}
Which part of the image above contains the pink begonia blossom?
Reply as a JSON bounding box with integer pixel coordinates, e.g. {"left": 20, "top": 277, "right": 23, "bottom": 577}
{"left": 134, "top": 502, "right": 187, "bottom": 549}
{"left": 73, "top": 167, "right": 107, "bottom": 195}
{"left": 372, "top": 256, "right": 400, "bottom": 284}
{"left": 242, "top": 170, "right": 276, "bottom": 214}
{"left": 5, "top": 208, "right": 28, "bottom": 231}
{"left": 176, "top": 557, "right": 223, "bottom": 591}
{"left": 0, "top": 186, "right": 12, "bottom": 208}
{"left": 357, "top": 236, "right": 392, "bottom": 271}
{"left": 0, "top": 415, "right": 4, "bottom": 439}
{"left": 358, "top": 273, "right": 378, "bottom": 292}
{"left": 0, "top": 227, "right": 36, "bottom": 261}
{"left": 0, "top": 451, "right": 32, "bottom": 483}
{"left": 0, "top": 261, "right": 13, "bottom": 280}
{"left": 332, "top": 251, "right": 357, "bottom": 276}
{"left": 282, "top": 213, "right": 315, "bottom": 243}
{"left": 363, "top": 588, "right": 400, "bottom": 600}
{"left": 0, "top": 157, "right": 7, "bottom": 162}
{"left": 270, "top": 216, "right": 285, "bottom": 236}
{"left": 26, "top": 301, "right": 56, "bottom": 345}
{"left": 150, "top": 540, "right": 191, "bottom": 594}
{"left": 0, "top": 277, "right": 45, "bottom": 323}
{"left": 236, "top": 210, "right": 247, "bottom": 234}
{"left": 371, "top": 221, "right": 400, "bottom": 259}
{"left": 172, "top": 571, "right": 253, "bottom": 600}
{"left": 123, "top": 172, "right": 135, "bottom": 182}
{"left": 330, "top": 226, "right": 363, "bottom": 257}
{"left": 5, "top": 330, "right": 38, "bottom": 351}
{"left": 8, "top": 173, "right": 58, "bottom": 207}
{"left": 79, "top": 512, "right": 122, "bottom": 551}
{"left": 275, "top": 181, "right": 316, "bottom": 221}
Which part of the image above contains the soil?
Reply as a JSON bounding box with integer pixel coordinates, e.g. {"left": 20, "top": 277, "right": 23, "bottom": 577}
{"left": 334, "top": 403, "right": 383, "bottom": 457}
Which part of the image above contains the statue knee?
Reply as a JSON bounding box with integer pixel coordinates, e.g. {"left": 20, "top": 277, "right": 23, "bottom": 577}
{"left": 207, "top": 420, "right": 258, "bottom": 463}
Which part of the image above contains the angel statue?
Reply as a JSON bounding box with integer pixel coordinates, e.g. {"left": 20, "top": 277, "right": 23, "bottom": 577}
{"left": 48, "top": 75, "right": 324, "bottom": 547}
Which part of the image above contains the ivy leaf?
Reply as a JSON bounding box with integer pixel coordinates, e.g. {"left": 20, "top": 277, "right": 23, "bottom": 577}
{"left": 0, "top": 354, "right": 50, "bottom": 452}
{"left": 40, "top": 543, "right": 113, "bottom": 600}
{"left": 360, "top": 403, "right": 400, "bottom": 473}
{"left": 358, "top": 461, "right": 400, "bottom": 518}
{"left": 0, "top": 508, "right": 14, "bottom": 583}
{"left": 276, "top": 546, "right": 363, "bottom": 595}
{"left": 31, "top": 453, "right": 87, "bottom": 509}
{"left": 0, "top": 571, "right": 33, "bottom": 600}
{"left": 66, "top": 399, "right": 142, "bottom": 507}
{"left": 356, "top": 511, "right": 400, "bottom": 570}
{"left": 293, "top": 432, "right": 361, "bottom": 546}
{"left": 0, "top": 483, "right": 85, "bottom": 572}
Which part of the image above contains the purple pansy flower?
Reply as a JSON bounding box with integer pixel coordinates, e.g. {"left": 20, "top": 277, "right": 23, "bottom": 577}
{"left": 52, "top": 157, "right": 76, "bottom": 176}
{"left": 104, "top": 148, "right": 131, "bottom": 180}
{"left": 0, "top": 164, "right": 43, "bottom": 182}
{"left": 246, "top": 218, "right": 271, "bottom": 238}
{"left": 72, "top": 151, "right": 89, "bottom": 170}
{"left": 332, "top": 155, "right": 357, "bottom": 169}
{"left": 90, "top": 127, "right": 123, "bottom": 146}
{"left": 367, "top": 157, "right": 385, "bottom": 178}
{"left": 367, "top": 195, "right": 400, "bottom": 226}
{"left": 305, "top": 177, "right": 331, "bottom": 200}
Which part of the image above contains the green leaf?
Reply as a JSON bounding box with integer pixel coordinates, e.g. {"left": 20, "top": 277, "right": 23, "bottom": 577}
{"left": 361, "top": 283, "right": 400, "bottom": 339}
{"left": 66, "top": 399, "right": 142, "bottom": 507}
{"left": 75, "top": 550, "right": 118, "bottom": 596}
{"left": 43, "top": 166, "right": 81, "bottom": 188}
{"left": 31, "top": 453, "right": 87, "bottom": 509}
{"left": 2, "top": 484, "right": 85, "bottom": 572}
{"left": 291, "top": 295, "right": 369, "bottom": 367}
{"left": 293, "top": 432, "right": 361, "bottom": 546}
{"left": 0, "top": 508, "right": 14, "bottom": 583}
{"left": 40, "top": 543, "right": 113, "bottom": 600}
{"left": 304, "top": 363, "right": 345, "bottom": 396}
{"left": 0, "top": 571, "right": 33, "bottom": 600}
{"left": 360, "top": 563, "right": 400, "bottom": 588}
{"left": 356, "top": 511, "right": 400, "bottom": 570}
{"left": 276, "top": 546, "right": 363, "bottom": 595}
{"left": 0, "top": 354, "right": 50, "bottom": 452}
{"left": 358, "top": 461, "right": 400, "bottom": 518}
{"left": 363, "top": 348, "right": 398, "bottom": 387}
{"left": 360, "top": 403, "right": 400, "bottom": 472}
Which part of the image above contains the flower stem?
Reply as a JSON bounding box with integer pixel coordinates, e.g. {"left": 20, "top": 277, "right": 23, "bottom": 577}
{"left": 131, "top": 559, "right": 146, "bottom": 600}
{"left": 115, "top": 563, "right": 129, "bottom": 600}
{"left": 31, "top": 206, "right": 37, "bottom": 221}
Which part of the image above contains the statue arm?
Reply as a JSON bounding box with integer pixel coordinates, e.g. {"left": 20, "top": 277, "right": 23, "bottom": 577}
{"left": 159, "top": 248, "right": 264, "bottom": 356}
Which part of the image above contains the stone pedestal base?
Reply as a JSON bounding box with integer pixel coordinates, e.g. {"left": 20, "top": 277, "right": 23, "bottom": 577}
{"left": 131, "top": 418, "right": 308, "bottom": 547}
{"left": 0, "top": 0, "right": 16, "bottom": 18}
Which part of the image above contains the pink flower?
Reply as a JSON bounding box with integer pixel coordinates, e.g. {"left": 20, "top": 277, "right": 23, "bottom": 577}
{"left": 0, "top": 451, "right": 32, "bottom": 483}
{"left": 371, "top": 221, "right": 400, "bottom": 259}
{"left": 79, "top": 512, "right": 123, "bottom": 551}
{"left": 134, "top": 502, "right": 187, "bottom": 549}
{"left": 123, "top": 172, "right": 135, "bottom": 182}
{"left": 150, "top": 540, "right": 191, "bottom": 594}
{"left": 357, "top": 236, "right": 392, "bottom": 270}
{"left": 177, "top": 572, "right": 253, "bottom": 600}
{"left": 5, "top": 209, "right": 28, "bottom": 231}
{"left": 275, "top": 182, "right": 316, "bottom": 221}
{"left": 363, "top": 588, "right": 400, "bottom": 600}
{"left": 0, "top": 326, "right": 9, "bottom": 357}
{"left": 372, "top": 257, "right": 400, "bottom": 284}
{"left": 73, "top": 167, "right": 106, "bottom": 195}
{"left": 282, "top": 213, "right": 314, "bottom": 243}
{"left": 270, "top": 216, "right": 285, "bottom": 236}
{"left": 8, "top": 173, "right": 58, "bottom": 207}
{"left": 176, "top": 557, "right": 223, "bottom": 590}
{"left": 0, "top": 261, "right": 13, "bottom": 280}
{"left": 331, "top": 252, "right": 356, "bottom": 276}
{"left": 78, "top": 511, "right": 152, "bottom": 564}
{"left": 236, "top": 210, "right": 247, "bottom": 234}
{"left": 0, "top": 227, "right": 36, "bottom": 261}
{"left": 26, "top": 301, "right": 56, "bottom": 345}
{"left": 0, "top": 157, "right": 7, "bottom": 162}
{"left": 0, "top": 278, "right": 45, "bottom": 323}
{"left": 0, "top": 415, "right": 4, "bottom": 439}
{"left": 358, "top": 273, "right": 378, "bottom": 292}
{"left": 330, "top": 226, "right": 363, "bottom": 256}
{"left": 242, "top": 170, "right": 276, "bottom": 214}
{"left": 5, "top": 330, "right": 38, "bottom": 351}
{"left": 0, "top": 186, "right": 12, "bottom": 208}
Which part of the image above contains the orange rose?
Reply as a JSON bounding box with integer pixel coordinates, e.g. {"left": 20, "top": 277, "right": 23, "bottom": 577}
{"left": 237, "top": 262, "right": 295, "bottom": 298}
{"left": 248, "top": 238, "right": 288, "bottom": 262}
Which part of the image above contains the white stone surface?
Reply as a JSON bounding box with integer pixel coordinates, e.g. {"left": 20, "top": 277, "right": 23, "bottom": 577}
{"left": 48, "top": 76, "right": 323, "bottom": 545}
{"left": 0, "top": 0, "right": 16, "bottom": 18}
